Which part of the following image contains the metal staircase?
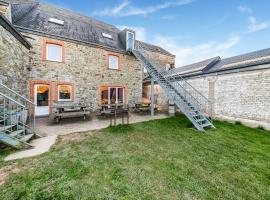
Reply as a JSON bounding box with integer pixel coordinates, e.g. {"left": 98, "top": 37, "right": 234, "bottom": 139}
{"left": 0, "top": 83, "right": 40, "bottom": 149}
{"left": 131, "top": 41, "right": 215, "bottom": 131}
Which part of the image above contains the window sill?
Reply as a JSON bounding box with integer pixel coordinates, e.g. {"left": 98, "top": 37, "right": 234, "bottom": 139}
{"left": 45, "top": 59, "right": 64, "bottom": 63}
{"left": 108, "top": 68, "right": 120, "bottom": 71}
{"left": 58, "top": 99, "right": 73, "bottom": 102}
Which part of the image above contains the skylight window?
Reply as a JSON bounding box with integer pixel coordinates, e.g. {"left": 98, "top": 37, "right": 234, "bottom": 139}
{"left": 48, "top": 18, "right": 64, "bottom": 25}
{"left": 102, "top": 33, "right": 113, "bottom": 39}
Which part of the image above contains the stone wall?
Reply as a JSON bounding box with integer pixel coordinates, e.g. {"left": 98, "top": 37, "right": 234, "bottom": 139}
{"left": 0, "top": 25, "right": 30, "bottom": 96}
{"left": 23, "top": 33, "right": 143, "bottom": 110}
{"left": 0, "top": 4, "right": 10, "bottom": 20}
{"left": 185, "top": 68, "right": 270, "bottom": 130}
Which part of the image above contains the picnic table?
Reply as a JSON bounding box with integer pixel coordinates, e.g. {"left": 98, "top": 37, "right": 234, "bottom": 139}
{"left": 50, "top": 103, "right": 92, "bottom": 123}
{"left": 133, "top": 103, "right": 157, "bottom": 113}
{"left": 98, "top": 104, "right": 129, "bottom": 126}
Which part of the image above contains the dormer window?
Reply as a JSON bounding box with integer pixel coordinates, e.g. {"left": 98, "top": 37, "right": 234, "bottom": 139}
{"left": 126, "top": 31, "right": 135, "bottom": 50}
{"left": 48, "top": 18, "right": 64, "bottom": 25}
{"left": 102, "top": 33, "right": 113, "bottom": 39}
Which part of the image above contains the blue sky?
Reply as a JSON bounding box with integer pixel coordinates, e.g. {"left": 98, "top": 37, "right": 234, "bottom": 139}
{"left": 41, "top": 0, "right": 270, "bottom": 66}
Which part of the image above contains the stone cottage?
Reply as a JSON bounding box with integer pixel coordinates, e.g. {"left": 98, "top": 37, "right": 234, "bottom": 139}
{"left": 0, "top": 0, "right": 175, "bottom": 117}
{"left": 1, "top": 0, "right": 269, "bottom": 130}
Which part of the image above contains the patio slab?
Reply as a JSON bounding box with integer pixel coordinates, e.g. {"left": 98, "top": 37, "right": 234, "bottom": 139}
{"left": 4, "top": 135, "right": 57, "bottom": 161}
{"left": 36, "top": 113, "right": 169, "bottom": 136}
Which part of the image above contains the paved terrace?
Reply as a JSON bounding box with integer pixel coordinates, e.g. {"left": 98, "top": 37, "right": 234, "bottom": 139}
{"left": 36, "top": 113, "right": 169, "bottom": 136}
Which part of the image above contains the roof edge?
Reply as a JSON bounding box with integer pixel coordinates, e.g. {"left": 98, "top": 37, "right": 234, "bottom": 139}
{"left": 0, "top": 14, "right": 31, "bottom": 49}
{"left": 0, "top": 0, "right": 9, "bottom": 6}
{"left": 15, "top": 25, "right": 129, "bottom": 54}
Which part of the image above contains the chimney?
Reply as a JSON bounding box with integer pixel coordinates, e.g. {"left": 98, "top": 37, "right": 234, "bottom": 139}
{"left": 119, "top": 28, "right": 136, "bottom": 51}
{"left": 0, "top": 1, "right": 11, "bottom": 21}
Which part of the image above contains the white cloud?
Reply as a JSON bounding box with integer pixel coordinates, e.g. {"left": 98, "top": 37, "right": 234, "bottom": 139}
{"left": 92, "top": 0, "right": 130, "bottom": 17}
{"left": 117, "top": 25, "right": 147, "bottom": 41}
{"left": 93, "top": 0, "right": 196, "bottom": 17}
{"left": 248, "top": 16, "right": 270, "bottom": 32}
{"left": 237, "top": 5, "right": 252, "bottom": 13}
{"left": 152, "top": 35, "right": 241, "bottom": 66}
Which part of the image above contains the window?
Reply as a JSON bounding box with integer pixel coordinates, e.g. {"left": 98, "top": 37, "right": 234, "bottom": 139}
{"left": 108, "top": 55, "right": 119, "bottom": 70}
{"left": 100, "top": 86, "right": 125, "bottom": 106}
{"left": 102, "top": 33, "right": 113, "bottom": 39}
{"left": 48, "top": 18, "right": 64, "bottom": 25}
{"left": 58, "top": 85, "right": 72, "bottom": 101}
{"left": 46, "top": 43, "right": 63, "bottom": 62}
{"left": 126, "top": 31, "right": 135, "bottom": 50}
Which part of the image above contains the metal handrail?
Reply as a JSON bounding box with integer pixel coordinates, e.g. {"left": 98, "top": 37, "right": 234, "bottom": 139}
{"left": 0, "top": 92, "right": 25, "bottom": 108}
{"left": 129, "top": 39, "right": 214, "bottom": 130}
{"left": 0, "top": 83, "right": 36, "bottom": 131}
{"left": 132, "top": 40, "right": 212, "bottom": 113}
{"left": 164, "top": 69, "right": 210, "bottom": 104}
{"left": 0, "top": 82, "right": 35, "bottom": 105}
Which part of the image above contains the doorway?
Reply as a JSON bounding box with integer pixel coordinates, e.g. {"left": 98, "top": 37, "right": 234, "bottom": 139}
{"left": 34, "top": 84, "right": 50, "bottom": 116}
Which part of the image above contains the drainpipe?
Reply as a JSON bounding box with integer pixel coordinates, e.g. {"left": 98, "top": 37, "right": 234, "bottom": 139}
{"left": 150, "top": 78, "right": 155, "bottom": 116}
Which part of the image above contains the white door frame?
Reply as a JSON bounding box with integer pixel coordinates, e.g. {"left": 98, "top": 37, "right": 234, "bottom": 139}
{"left": 34, "top": 84, "right": 50, "bottom": 116}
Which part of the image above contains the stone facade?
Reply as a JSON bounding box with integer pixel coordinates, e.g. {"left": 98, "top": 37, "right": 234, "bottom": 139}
{"left": 147, "top": 50, "right": 175, "bottom": 69}
{"left": 0, "top": 4, "right": 10, "bottom": 20}
{"left": 185, "top": 67, "right": 270, "bottom": 130}
{"left": 23, "top": 33, "right": 143, "bottom": 111}
{"left": 0, "top": 25, "right": 30, "bottom": 96}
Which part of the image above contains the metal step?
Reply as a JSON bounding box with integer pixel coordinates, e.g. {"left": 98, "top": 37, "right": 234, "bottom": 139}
{"left": 0, "top": 132, "right": 22, "bottom": 149}
{"left": 133, "top": 49, "right": 215, "bottom": 131}
{"left": 0, "top": 124, "right": 15, "bottom": 131}
{"left": 21, "top": 133, "right": 34, "bottom": 142}
{"left": 9, "top": 129, "right": 24, "bottom": 138}
{"left": 196, "top": 118, "right": 207, "bottom": 123}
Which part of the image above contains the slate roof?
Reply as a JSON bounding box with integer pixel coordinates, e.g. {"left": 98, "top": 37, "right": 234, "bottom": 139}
{"left": 172, "top": 56, "right": 220, "bottom": 75}
{"left": 8, "top": 1, "right": 174, "bottom": 56}
{"left": 171, "top": 48, "right": 270, "bottom": 77}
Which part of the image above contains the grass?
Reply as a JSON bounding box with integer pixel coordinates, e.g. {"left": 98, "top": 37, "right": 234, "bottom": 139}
{"left": 0, "top": 115, "right": 270, "bottom": 199}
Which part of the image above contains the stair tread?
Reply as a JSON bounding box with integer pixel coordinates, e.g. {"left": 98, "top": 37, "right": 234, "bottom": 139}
{"left": 197, "top": 118, "right": 207, "bottom": 122}
{"left": 134, "top": 49, "right": 215, "bottom": 131}
{"left": 9, "top": 129, "right": 24, "bottom": 137}
{"left": 0, "top": 124, "right": 15, "bottom": 131}
{"left": 21, "top": 134, "right": 34, "bottom": 142}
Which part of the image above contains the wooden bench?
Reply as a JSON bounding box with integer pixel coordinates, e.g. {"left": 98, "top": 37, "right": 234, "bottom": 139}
{"left": 50, "top": 104, "right": 92, "bottom": 123}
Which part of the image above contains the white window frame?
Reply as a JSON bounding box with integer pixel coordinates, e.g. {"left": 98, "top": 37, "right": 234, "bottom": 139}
{"left": 126, "top": 31, "right": 135, "bottom": 50}
{"left": 58, "top": 85, "right": 72, "bottom": 102}
{"left": 46, "top": 43, "right": 63, "bottom": 62}
{"left": 108, "top": 87, "right": 125, "bottom": 106}
{"left": 108, "top": 55, "right": 119, "bottom": 70}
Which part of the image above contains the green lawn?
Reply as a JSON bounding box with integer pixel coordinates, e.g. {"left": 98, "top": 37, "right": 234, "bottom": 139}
{"left": 0, "top": 115, "right": 270, "bottom": 200}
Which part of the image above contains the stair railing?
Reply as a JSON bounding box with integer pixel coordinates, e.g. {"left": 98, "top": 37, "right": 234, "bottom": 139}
{"left": 130, "top": 40, "right": 213, "bottom": 120}
{"left": 0, "top": 83, "right": 36, "bottom": 131}
{"left": 0, "top": 92, "right": 26, "bottom": 137}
